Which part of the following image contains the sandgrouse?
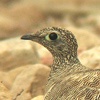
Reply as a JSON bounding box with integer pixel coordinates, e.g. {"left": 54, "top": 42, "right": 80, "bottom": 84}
{"left": 21, "top": 27, "right": 100, "bottom": 100}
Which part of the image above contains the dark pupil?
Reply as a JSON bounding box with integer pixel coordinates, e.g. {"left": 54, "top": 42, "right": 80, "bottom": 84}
{"left": 49, "top": 33, "right": 58, "bottom": 40}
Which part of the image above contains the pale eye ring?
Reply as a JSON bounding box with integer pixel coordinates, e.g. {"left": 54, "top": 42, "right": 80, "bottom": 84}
{"left": 45, "top": 32, "right": 59, "bottom": 41}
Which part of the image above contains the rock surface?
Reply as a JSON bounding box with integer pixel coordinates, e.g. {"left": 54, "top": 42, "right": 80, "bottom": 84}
{"left": 11, "top": 64, "right": 50, "bottom": 100}
{"left": 34, "top": 43, "right": 53, "bottom": 66}
{"left": 0, "top": 82, "right": 12, "bottom": 100}
{"left": 67, "top": 27, "right": 100, "bottom": 50}
{"left": 79, "top": 46, "right": 100, "bottom": 69}
{"left": 31, "top": 95, "right": 44, "bottom": 100}
{"left": 0, "top": 37, "right": 39, "bottom": 71}
{"left": 0, "top": 71, "right": 12, "bottom": 90}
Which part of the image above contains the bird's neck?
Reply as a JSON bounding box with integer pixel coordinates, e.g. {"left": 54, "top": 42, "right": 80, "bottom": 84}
{"left": 50, "top": 47, "right": 79, "bottom": 70}
{"left": 52, "top": 55, "right": 79, "bottom": 71}
{"left": 46, "top": 55, "right": 88, "bottom": 92}
{"left": 48, "top": 55, "right": 87, "bottom": 81}
{"left": 48, "top": 51, "right": 88, "bottom": 80}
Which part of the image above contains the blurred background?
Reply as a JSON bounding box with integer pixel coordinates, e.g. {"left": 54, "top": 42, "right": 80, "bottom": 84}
{"left": 0, "top": 0, "right": 100, "bottom": 39}
{"left": 0, "top": 0, "right": 100, "bottom": 100}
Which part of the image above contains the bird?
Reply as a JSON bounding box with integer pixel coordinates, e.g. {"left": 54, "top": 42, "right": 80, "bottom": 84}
{"left": 21, "top": 27, "right": 100, "bottom": 100}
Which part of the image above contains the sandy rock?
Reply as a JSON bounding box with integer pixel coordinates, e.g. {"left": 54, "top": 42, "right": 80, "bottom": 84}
{"left": 0, "top": 82, "right": 12, "bottom": 100}
{"left": 79, "top": 46, "right": 100, "bottom": 69}
{"left": 31, "top": 95, "right": 44, "bottom": 100}
{"left": 11, "top": 64, "right": 50, "bottom": 100}
{"left": 0, "top": 0, "right": 19, "bottom": 5}
{"left": 0, "top": 71, "right": 12, "bottom": 90}
{"left": 0, "top": 37, "right": 39, "bottom": 71}
{"left": 33, "top": 43, "right": 53, "bottom": 66}
{"left": 0, "top": 13, "right": 19, "bottom": 39}
{"left": 40, "top": 0, "right": 100, "bottom": 13}
{"left": 8, "top": 67, "right": 25, "bottom": 84}
{"left": 0, "top": 1, "right": 45, "bottom": 39}
{"left": 0, "top": 14, "right": 17, "bottom": 31}
{"left": 0, "top": 67, "right": 25, "bottom": 90}
{"left": 67, "top": 27, "right": 100, "bottom": 50}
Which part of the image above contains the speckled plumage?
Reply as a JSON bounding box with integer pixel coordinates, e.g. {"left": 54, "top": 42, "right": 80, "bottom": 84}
{"left": 21, "top": 27, "right": 100, "bottom": 100}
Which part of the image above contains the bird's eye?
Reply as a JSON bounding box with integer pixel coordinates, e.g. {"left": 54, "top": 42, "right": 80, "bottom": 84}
{"left": 45, "top": 32, "right": 59, "bottom": 41}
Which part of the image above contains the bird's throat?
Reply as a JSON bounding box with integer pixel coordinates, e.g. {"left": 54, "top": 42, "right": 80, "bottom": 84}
{"left": 52, "top": 55, "right": 79, "bottom": 70}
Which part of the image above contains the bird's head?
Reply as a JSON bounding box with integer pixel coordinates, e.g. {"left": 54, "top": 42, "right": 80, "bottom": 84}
{"left": 21, "top": 27, "right": 78, "bottom": 62}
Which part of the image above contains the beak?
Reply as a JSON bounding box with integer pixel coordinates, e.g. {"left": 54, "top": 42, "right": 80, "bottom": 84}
{"left": 21, "top": 34, "right": 36, "bottom": 40}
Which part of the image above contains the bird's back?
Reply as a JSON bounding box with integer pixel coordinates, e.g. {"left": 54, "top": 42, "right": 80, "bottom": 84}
{"left": 44, "top": 69, "right": 100, "bottom": 100}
